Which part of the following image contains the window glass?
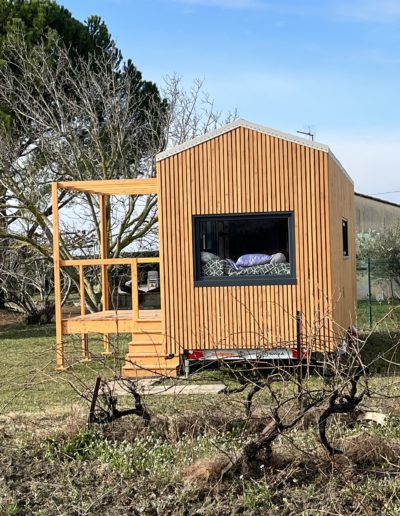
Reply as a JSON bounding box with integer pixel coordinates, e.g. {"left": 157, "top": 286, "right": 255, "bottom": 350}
{"left": 194, "top": 212, "right": 295, "bottom": 285}
{"left": 342, "top": 219, "right": 349, "bottom": 257}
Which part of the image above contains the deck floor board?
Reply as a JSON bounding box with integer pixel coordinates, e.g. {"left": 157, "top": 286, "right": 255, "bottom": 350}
{"left": 63, "top": 309, "right": 161, "bottom": 322}
{"left": 61, "top": 309, "right": 161, "bottom": 335}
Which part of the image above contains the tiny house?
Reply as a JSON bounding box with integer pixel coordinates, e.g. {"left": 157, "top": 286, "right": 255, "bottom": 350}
{"left": 52, "top": 119, "right": 356, "bottom": 377}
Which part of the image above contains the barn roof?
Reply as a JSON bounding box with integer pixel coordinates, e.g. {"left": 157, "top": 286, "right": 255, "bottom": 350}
{"left": 156, "top": 118, "right": 352, "bottom": 183}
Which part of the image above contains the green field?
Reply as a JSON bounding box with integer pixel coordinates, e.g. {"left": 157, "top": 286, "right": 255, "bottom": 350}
{"left": 357, "top": 299, "right": 400, "bottom": 331}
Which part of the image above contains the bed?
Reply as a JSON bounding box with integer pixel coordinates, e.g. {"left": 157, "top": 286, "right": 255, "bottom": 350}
{"left": 202, "top": 258, "right": 291, "bottom": 277}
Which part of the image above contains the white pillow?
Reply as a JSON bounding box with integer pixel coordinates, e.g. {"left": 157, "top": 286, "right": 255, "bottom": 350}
{"left": 270, "top": 252, "right": 286, "bottom": 264}
{"left": 201, "top": 251, "right": 219, "bottom": 264}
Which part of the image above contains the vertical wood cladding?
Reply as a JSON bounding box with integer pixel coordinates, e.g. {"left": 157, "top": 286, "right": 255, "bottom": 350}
{"left": 158, "top": 127, "right": 355, "bottom": 355}
{"left": 328, "top": 157, "right": 357, "bottom": 334}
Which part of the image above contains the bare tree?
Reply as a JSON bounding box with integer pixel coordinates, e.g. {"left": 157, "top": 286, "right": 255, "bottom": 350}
{"left": 0, "top": 32, "right": 165, "bottom": 313}
{"left": 0, "top": 244, "right": 73, "bottom": 324}
{"left": 162, "top": 74, "right": 238, "bottom": 147}
{"left": 0, "top": 35, "right": 237, "bottom": 319}
{"left": 181, "top": 322, "right": 386, "bottom": 482}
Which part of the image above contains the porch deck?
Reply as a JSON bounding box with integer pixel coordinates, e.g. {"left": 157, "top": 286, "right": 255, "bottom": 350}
{"left": 52, "top": 178, "right": 171, "bottom": 372}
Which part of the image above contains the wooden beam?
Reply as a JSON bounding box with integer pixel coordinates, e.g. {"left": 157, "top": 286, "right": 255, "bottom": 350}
{"left": 52, "top": 182, "right": 64, "bottom": 369}
{"left": 57, "top": 178, "right": 158, "bottom": 195}
{"left": 131, "top": 260, "right": 139, "bottom": 324}
{"left": 99, "top": 193, "right": 109, "bottom": 310}
{"left": 156, "top": 161, "right": 166, "bottom": 357}
{"left": 99, "top": 194, "right": 110, "bottom": 354}
{"left": 60, "top": 257, "right": 160, "bottom": 267}
{"left": 79, "top": 265, "right": 89, "bottom": 360}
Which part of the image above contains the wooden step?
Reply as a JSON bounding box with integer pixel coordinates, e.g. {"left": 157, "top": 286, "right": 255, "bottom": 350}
{"left": 135, "top": 319, "right": 162, "bottom": 331}
{"left": 125, "top": 352, "right": 167, "bottom": 366}
{"left": 130, "top": 339, "right": 164, "bottom": 346}
{"left": 122, "top": 363, "right": 178, "bottom": 378}
{"left": 128, "top": 345, "right": 166, "bottom": 357}
{"left": 122, "top": 318, "right": 177, "bottom": 378}
{"left": 128, "top": 340, "right": 164, "bottom": 350}
{"left": 131, "top": 332, "right": 163, "bottom": 344}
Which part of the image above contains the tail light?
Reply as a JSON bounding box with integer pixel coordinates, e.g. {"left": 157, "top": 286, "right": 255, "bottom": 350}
{"left": 292, "top": 348, "right": 307, "bottom": 360}
{"left": 186, "top": 350, "right": 204, "bottom": 360}
{"left": 349, "top": 325, "right": 358, "bottom": 338}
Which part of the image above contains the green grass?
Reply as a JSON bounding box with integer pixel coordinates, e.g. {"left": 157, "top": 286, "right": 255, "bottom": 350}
{"left": 356, "top": 300, "right": 400, "bottom": 373}
{"left": 360, "top": 331, "right": 400, "bottom": 373}
{"left": 0, "top": 322, "right": 129, "bottom": 414}
{"left": 357, "top": 299, "right": 400, "bottom": 332}
{"left": 1, "top": 298, "right": 400, "bottom": 414}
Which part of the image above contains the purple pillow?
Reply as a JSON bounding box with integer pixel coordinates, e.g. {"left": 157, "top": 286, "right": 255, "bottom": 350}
{"left": 236, "top": 253, "right": 272, "bottom": 267}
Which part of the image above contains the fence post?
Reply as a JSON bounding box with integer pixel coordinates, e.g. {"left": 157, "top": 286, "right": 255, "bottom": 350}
{"left": 367, "top": 257, "right": 372, "bottom": 329}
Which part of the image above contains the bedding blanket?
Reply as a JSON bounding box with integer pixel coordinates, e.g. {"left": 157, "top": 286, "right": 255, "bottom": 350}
{"left": 202, "top": 259, "right": 290, "bottom": 277}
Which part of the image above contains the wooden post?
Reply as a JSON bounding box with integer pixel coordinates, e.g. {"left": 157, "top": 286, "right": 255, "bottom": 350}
{"left": 52, "top": 182, "right": 64, "bottom": 369}
{"left": 131, "top": 260, "right": 139, "bottom": 326}
{"left": 79, "top": 265, "right": 89, "bottom": 360}
{"left": 88, "top": 376, "right": 102, "bottom": 426}
{"left": 99, "top": 194, "right": 110, "bottom": 354}
{"left": 155, "top": 175, "right": 165, "bottom": 356}
{"left": 296, "top": 310, "right": 303, "bottom": 404}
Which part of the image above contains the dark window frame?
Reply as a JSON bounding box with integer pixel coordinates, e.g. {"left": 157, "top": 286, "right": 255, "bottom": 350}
{"left": 193, "top": 211, "right": 296, "bottom": 287}
{"left": 342, "top": 218, "right": 349, "bottom": 258}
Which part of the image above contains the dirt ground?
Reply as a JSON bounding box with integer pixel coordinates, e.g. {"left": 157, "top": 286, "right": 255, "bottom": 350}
{"left": 0, "top": 309, "right": 23, "bottom": 327}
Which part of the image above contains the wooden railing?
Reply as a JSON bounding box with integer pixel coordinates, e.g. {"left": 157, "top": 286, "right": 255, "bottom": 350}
{"left": 57, "top": 256, "right": 161, "bottom": 364}
{"left": 52, "top": 179, "right": 161, "bottom": 370}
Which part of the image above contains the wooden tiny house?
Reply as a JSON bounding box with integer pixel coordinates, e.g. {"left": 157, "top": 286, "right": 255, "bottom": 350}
{"left": 52, "top": 119, "right": 356, "bottom": 377}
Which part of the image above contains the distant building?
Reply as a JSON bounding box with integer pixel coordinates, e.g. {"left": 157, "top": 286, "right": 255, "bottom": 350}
{"left": 355, "top": 193, "right": 400, "bottom": 301}
{"left": 355, "top": 192, "right": 400, "bottom": 234}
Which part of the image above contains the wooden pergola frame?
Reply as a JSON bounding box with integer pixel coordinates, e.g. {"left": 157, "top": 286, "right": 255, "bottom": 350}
{"left": 52, "top": 178, "right": 160, "bottom": 369}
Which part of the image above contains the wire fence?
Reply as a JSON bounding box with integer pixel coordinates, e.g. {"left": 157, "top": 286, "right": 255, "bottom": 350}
{"left": 357, "top": 259, "right": 400, "bottom": 331}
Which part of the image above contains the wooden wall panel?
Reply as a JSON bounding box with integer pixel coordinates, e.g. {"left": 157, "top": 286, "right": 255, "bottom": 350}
{"left": 158, "top": 127, "right": 352, "bottom": 356}
{"left": 328, "top": 156, "right": 357, "bottom": 339}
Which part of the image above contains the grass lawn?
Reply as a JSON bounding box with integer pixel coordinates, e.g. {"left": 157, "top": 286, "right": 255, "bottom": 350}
{"left": 357, "top": 299, "right": 400, "bottom": 332}
{"left": 0, "top": 321, "right": 130, "bottom": 414}
{"left": 1, "top": 300, "right": 400, "bottom": 413}
{"left": 2, "top": 312, "right": 400, "bottom": 514}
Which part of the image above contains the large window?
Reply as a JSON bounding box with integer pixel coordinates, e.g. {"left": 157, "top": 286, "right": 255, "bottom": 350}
{"left": 193, "top": 212, "right": 295, "bottom": 286}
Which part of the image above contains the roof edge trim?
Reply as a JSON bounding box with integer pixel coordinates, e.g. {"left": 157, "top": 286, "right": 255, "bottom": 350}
{"left": 157, "top": 118, "right": 353, "bottom": 185}
{"left": 156, "top": 118, "right": 330, "bottom": 162}
{"left": 328, "top": 150, "right": 354, "bottom": 185}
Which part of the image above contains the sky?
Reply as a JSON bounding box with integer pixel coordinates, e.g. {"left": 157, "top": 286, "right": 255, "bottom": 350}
{"left": 60, "top": 0, "right": 400, "bottom": 202}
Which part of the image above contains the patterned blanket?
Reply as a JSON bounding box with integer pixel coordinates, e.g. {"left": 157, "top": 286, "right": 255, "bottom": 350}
{"left": 202, "top": 259, "right": 291, "bottom": 277}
